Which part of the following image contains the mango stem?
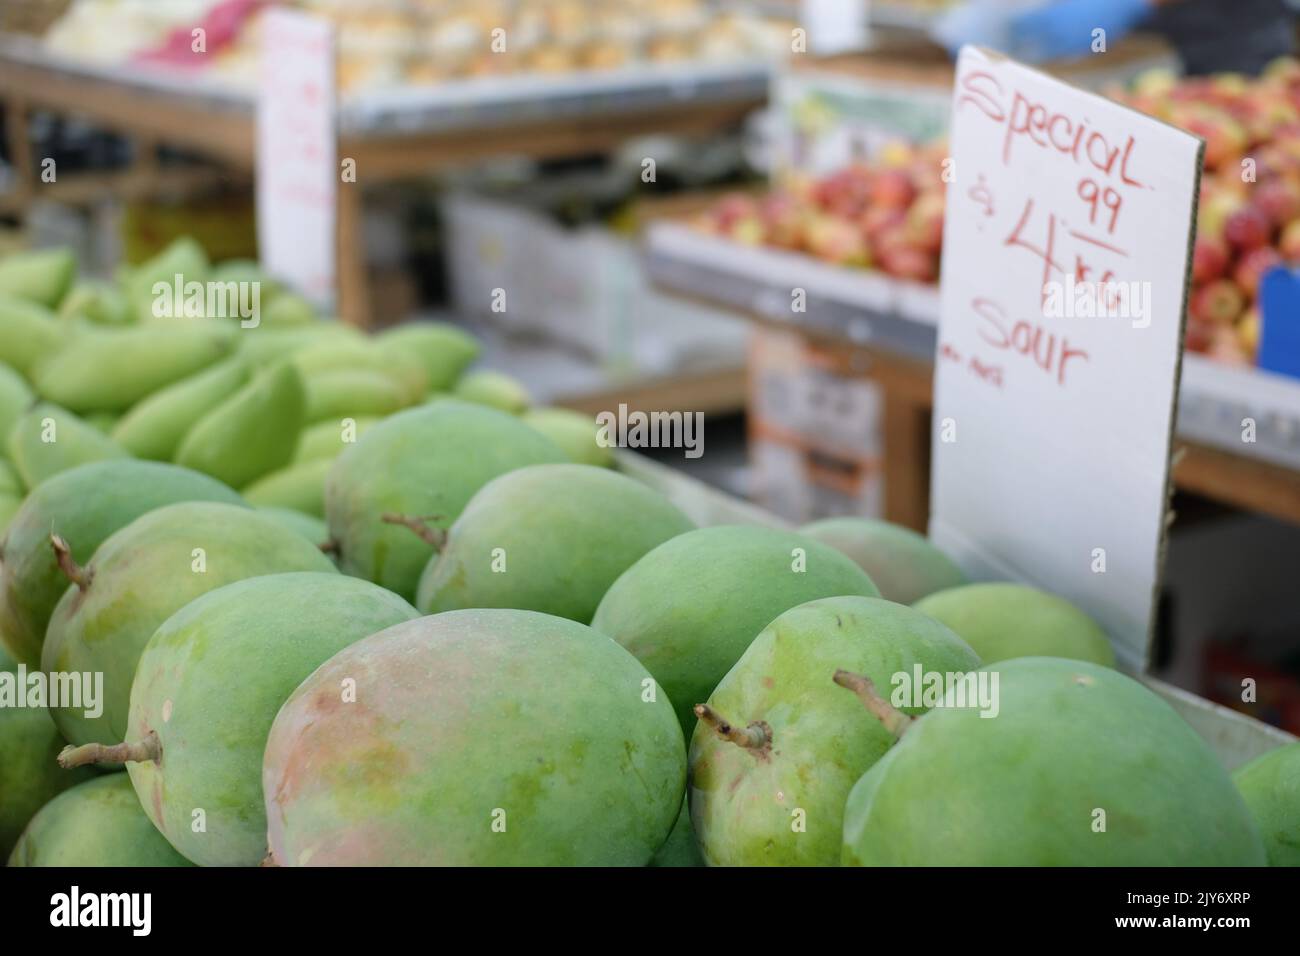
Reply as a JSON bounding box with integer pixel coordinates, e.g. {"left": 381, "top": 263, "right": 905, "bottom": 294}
{"left": 834, "top": 670, "right": 913, "bottom": 738}
{"left": 694, "top": 704, "right": 771, "bottom": 751}
{"left": 380, "top": 513, "right": 447, "bottom": 550}
{"left": 58, "top": 732, "right": 161, "bottom": 769}
{"left": 50, "top": 534, "right": 93, "bottom": 591}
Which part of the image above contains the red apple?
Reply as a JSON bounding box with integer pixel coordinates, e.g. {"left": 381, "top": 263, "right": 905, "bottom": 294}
{"left": 1234, "top": 246, "right": 1283, "bottom": 296}
{"left": 805, "top": 215, "right": 870, "bottom": 267}
{"left": 1254, "top": 178, "right": 1300, "bottom": 226}
{"left": 879, "top": 245, "right": 939, "bottom": 283}
{"left": 1185, "top": 316, "right": 1216, "bottom": 353}
{"left": 860, "top": 205, "right": 906, "bottom": 245}
{"left": 869, "top": 169, "right": 917, "bottom": 210}
{"left": 1224, "top": 205, "right": 1273, "bottom": 249}
{"left": 903, "top": 191, "right": 946, "bottom": 253}
{"left": 1191, "top": 235, "right": 1230, "bottom": 283}
{"left": 1190, "top": 278, "right": 1247, "bottom": 325}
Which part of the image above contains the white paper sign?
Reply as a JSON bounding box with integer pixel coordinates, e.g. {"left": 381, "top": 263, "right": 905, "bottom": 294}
{"left": 928, "top": 47, "right": 1203, "bottom": 669}
{"left": 256, "top": 9, "right": 337, "bottom": 309}
{"left": 801, "top": 0, "right": 870, "bottom": 56}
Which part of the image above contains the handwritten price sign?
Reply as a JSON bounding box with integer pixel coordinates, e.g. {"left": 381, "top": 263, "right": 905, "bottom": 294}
{"left": 928, "top": 47, "right": 1203, "bottom": 669}
{"left": 256, "top": 9, "right": 337, "bottom": 309}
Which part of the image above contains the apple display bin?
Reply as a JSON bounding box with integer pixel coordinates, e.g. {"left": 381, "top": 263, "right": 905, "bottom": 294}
{"left": 615, "top": 450, "right": 1296, "bottom": 770}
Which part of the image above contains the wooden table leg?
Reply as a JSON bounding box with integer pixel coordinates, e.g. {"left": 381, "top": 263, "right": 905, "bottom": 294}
{"left": 335, "top": 181, "right": 371, "bottom": 328}
{"left": 4, "top": 97, "right": 35, "bottom": 211}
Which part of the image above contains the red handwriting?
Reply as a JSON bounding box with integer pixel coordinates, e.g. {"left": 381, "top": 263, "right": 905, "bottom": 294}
{"left": 972, "top": 297, "right": 1090, "bottom": 387}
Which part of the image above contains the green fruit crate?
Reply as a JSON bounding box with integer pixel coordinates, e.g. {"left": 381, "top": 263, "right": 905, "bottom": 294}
{"left": 615, "top": 450, "right": 1297, "bottom": 771}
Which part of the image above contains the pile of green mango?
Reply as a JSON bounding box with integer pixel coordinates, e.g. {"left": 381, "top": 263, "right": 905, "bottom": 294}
{"left": 0, "top": 238, "right": 1294, "bottom": 869}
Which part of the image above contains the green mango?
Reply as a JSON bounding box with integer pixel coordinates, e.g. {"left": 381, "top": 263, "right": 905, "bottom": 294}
{"left": 914, "top": 582, "right": 1115, "bottom": 667}
{"left": 416, "top": 463, "right": 693, "bottom": 622}
{"left": 209, "top": 259, "right": 282, "bottom": 302}
{"left": 255, "top": 506, "right": 329, "bottom": 547}
{"left": 42, "top": 501, "right": 337, "bottom": 745}
{"left": 58, "top": 572, "right": 417, "bottom": 867}
{"left": 293, "top": 415, "right": 377, "bottom": 463}
{"left": 0, "top": 460, "right": 242, "bottom": 666}
{"left": 0, "top": 295, "right": 65, "bottom": 379}
{"left": 112, "top": 357, "right": 249, "bottom": 460}
{"left": 292, "top": 339, "right": 427, "bottom": 402}
{"left": 841, "top": 657, "right": 1266, "bottom": 866}
{"left": 7, "top": 402, "right": 129, "bottom": 490}
{"left": 58, "top": 280, "right": 132, "bottom": 326}
{"left": 649, "top": 799, "right": 705, "bottom": 868}
{"left": 0, "top": 363, "right": 34, "bottom": 451}
{"left": 8, "top": 774, "right": 191, "bottom": 867}
{"left": 34, "top": 321, "right": 234, "bottom": 413}
{"left": 324, "top": 400, "right": 566, "bottom": 601}
{"left": 801, "top": 517, "right": 966, "bottom": 604}
{"left": 304, "top": 368, "right": 410, "bottom": 424}
{"left": 83, "top": 412, "right": 119, "bottom": 434}
{"left": 592, "top": 525, "right": 881, "bottom": 732}
{"left": 0, "top": 654, "right": 97, "bottom": 859}
{"left": 257, "top": 292, "right": 315, "bottom": 327}
{"left": 522, "top": 407, "right": 614, "bottom": 467}
{"left": 690, "top": 596, "right": 979, "bottom": 866}
{"left": 238, "top": 323, "right": 364, "bottom": 367}
{"left": 1233, "top": 742, "right": 1300, "bottom": 867}
{"left": 175, "top": 362, "right": 306, "bottom": 489}
{"left": 0, "top": 247, "right": 76, "bottom": 308}
{"left": 262, "top": 608, "right": 685, "bottom": 866}
{"left": 125, "top": 236, "right": 209, "bottom": 320}
{"left": 377, "top": 321, "right": 479, "bottom": 392}
{"left": 453, "top": 369, "right": 531, "bottom": 414}
{"left": 243, "top": 458, "right": 330, "bottom": 516}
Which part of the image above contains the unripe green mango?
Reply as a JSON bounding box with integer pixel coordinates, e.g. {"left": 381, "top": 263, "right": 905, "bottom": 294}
{"left": 80, "top": 572, "right": 416, "bottom": 866}
{"left": 42, "top": 501, "right": 337, "bottom": 744}
{"left": 209, "top": 258, "right": 283, "bottom": 302}
{"left": 257, "top": 292, "right": 315, "bottom": 327}
{"left": 841, "top": 657, "right": 1266, "bottom": 866}
{"left": 125, "top": 236, "right": 209, "bottom": 320}
{"left": 0, "top": 463, "right": 19, "bottom": 535}
{"left": 111, "top": 357, "right": 249, "bottom": 461}
{"left": 0, "top": 295, "right": 64, "bottom": 379}
{"left": 303, "top": 368, "right": 410, "bottom": 423}
{"left": 262, "top": 609, "right": 685, "bottom": 866}
{"left": 690, "top": 596, "right": 979, "bottom": 866}
{"left": 7, "top": 402, "right": 129, "bottom": 490}
{"left": 58, "top": 280, "right": 132, "bottom": 326}
{"left": 175, "top": 361, "right": 306, "bottom": 489}
{"left": 801, "top": 518, "right": 966, "bottom": 604}
{"left": 377, "top": 321, "right": 479, "bottom": 392}
{"left": 293, "top": 415, "right": 377, "bottom": 463}
{"left": 453, "top": 369, "right": 531, "bottom": 414}
{"left": 324, "top": 400, "right": 566, "bottom": 601}
{"left": 255, "top": 506, "right": 329, "bottom": 546}
{"left": 8, "top": 774, "right": 191, "bottom": 867}
{"left": 914, "top": 582, "right": 1115, "bottom": 667}
{"left": 0, "top": 460, "right": 242, "bottom": 666}
{"left": 0, "top": 247, "right": 76, "bottom": 308}
{"left": 649, "top": 799, "right": 705, "bottom": 867}
{"left": 522, "top": 407, "right": 614, "bottom": 467}
{"left": 0, "top": 655, "right": 97, "bottom": 859}
{"left": 292, "top": 339, "right": 427, "bottom": 401}
{"left": 238, "top": 322, "right": 365, "bottom": 367}
{"left": 416, "top": 464, "right": 693, "bottom": 622}
{"left": 1233, "top": 742, "right": 1300, "bottom": 867}
{"left": 34, "top": 321, "right": 235, "bottom": 413}
{"left": 0, "top": 363, "right": 34, "bottom": 450}
{"left": 243, "top": 458, "right": 330, "bottom": 516}
{"left": 592, "top": 525, "right": 881, "bottom": 732}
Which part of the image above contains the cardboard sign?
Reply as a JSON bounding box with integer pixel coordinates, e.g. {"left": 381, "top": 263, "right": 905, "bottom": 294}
{"left": 928, "top": 47, "right": 1203, "bottom": 669}
{"left": 256, "top": 9, "right": 337, "bottom": 309}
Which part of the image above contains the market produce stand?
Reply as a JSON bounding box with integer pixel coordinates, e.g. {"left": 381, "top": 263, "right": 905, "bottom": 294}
{"left": 0, "top": 32, "right": 770, "bottom": 326}
{"left": 645, "top": 220, "right": 1300, "bottom": 531}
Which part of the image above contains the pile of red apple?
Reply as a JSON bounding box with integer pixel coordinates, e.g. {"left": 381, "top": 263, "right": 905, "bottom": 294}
{"left": 693, "top": 58, "right": 1300, "bottom": 369}
{"left": 692, "top": 140, "right": 949, "bottom": 284}
{"left": 1113, "top": 58, "right": 1300, "bottom": 366}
